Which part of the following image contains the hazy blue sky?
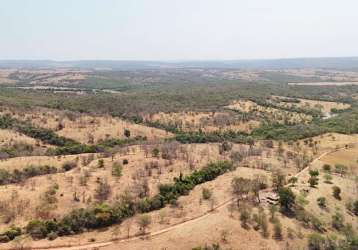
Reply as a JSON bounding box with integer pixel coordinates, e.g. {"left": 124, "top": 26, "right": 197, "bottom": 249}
{"left": 1, "top": 0, "right": 357, "bottom": 60}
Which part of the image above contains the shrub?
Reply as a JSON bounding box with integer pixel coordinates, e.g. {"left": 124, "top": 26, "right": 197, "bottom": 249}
{"left": 332, "top": 186, "right": 341, "bottom": 200}
{"left": 98, "top": 159, "right": 105, "bottom": 168}
{"left": 26, "top": 220, "right": 49, "bottom": 239}
{"left": 62, "top": 161, "right": 77, "bottom": 171}
{"left": 332, "top": 212, "right": 344, "bottom": 230}
{"left": 308, "top": 233, "right": 325, "bottom": 250}
{"left": 317, "top": 197, "right": 326, "bottom": 208}
{"left": 353, "top": 200, "right": 358, "bottom": 216}
{"left": 309, "top": 176, "right": 319, "bottom": 188}
{"left": 309, "top": 169, "right": 319, "bottom": 177}
{"left": 324, "top": 174, "right": 333, "bottom": 184}
{"left": 288, "top": 177, "right": 298, "bottom": 186}
{"left": 273, "top": 220, "right": 282, "bottom": 240}
{"left": 136, "top": 214, "right": 151, "bottom": 234}
{"left": 202, "top": 188, "right": 212, "bottom": 200}
{"left": 3, "top": 226, "right": 21, "bottom": 240}
{"left": 323, "top": 164, "right": 331, "bottom": 172}
{"left": 112, "top": 162, "right": 123, "bottom": 177}
{"left": 124, "top": 129, "right": 131, "bottom": 138}
{"left": 94, "top": 180, "right": 111, "bottom": 202}
{"left": 239, "top": 209, "right": 251, "bottom": 229}
{"left": 152, "top": 148, "right": 160, "bottom": 158}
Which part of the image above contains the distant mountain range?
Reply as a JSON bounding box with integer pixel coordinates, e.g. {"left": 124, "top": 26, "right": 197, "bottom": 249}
{"left": 1, "top": 57, "right": 358, "bottom": 70}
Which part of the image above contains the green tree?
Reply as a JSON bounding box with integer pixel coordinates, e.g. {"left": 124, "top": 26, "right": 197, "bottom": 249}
{"left": 278, "top": 187, "right": 296, "bottom": 213}
{"left": 309, "top": 176, "right": 319, "bottom": 188}
{"left": 137, "top": 214, "right": 151, "bottom": 235}
{"left": 152, "top": 148, "right": 160, "bottom": 158}
{"left": 307, "top": 233, "right": 325, "bottom": 250}
{"left": 239, "top": 209, "right": 251, "bottom": 229}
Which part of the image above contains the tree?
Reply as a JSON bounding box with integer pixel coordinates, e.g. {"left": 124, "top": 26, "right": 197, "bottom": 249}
{"left": 332, "top": 211, "right": 344, "bottom": 230}
{"left": 324, "top": 174, "right": 333, "bottom": 184}
{"left": 273, "top": 220, "right": 282, "bottom": 240}
{"left": 272, "top": 170, "right": 286, "bottom": 191}
{"left": 307, "top": 233, "right": 325, "bottom": 250}
{"left": 124, "top": 129, "right": 131, "bottom": 138}
{"left": 332, "top": 186, "right": 341, "bottom": 200}
{"left": 94, "top": 180, "right": 111, "bottom": 202}
{"left": 278, "top": 187, "right": 295, "bottom": 213}
{"left": 97, "top": 159, "right": 104, "bottom": 168}
{"left": 152, "top": 148, "right": 160, "bottom": 158}
{"left": 323, "top": 164, "right": 331, "bottom": 173}
{"left": 202, "top": 188, "right": 212, "bottom": 200}
{"left": 231, "top": 177, "right": 251, "bottom": 207}
{"left": 334, "top": 164, "right": 347, "bottom": 177}
{"left": 317, "top": 197, "right": 326, "bottom": 208}
{"left": 269, "top": 205, "right": 278, "bottom": 222}
{"left": 309, "top": 176, "right": 319, "bottom": 188}
{"left": 137, "top": 214, "right": 151, "bottom": 235}
{"left": 239, "top": 209, "right": 251, "bottom": 229}
{"left": 309, "top": 169, "right": 319, "bottom": 177}
{"left": 288, "top": 177, "right": 298, "bottom": 186}
{"left": 112, "top": 162, "right": 123, "bottom": 177}
{"left": 353, "top": 200, "right": 358, "bottom": 216}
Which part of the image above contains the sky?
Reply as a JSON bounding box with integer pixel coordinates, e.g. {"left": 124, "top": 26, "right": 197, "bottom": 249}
{"left": 1, "top": 0, "right": 358, "bottom": 61}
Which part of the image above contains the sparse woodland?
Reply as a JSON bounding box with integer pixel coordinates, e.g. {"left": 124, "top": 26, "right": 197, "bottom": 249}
{"left": 0, "top": 68, "right": 357, "bottom": 250}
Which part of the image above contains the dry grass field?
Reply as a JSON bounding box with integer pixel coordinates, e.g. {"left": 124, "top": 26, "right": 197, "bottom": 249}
{"left": 0, "top": 129, "right": 49, "bottom": 148}
{"left": 145, "top": 111, "right": 260, "bottom": 133}
{"left": 226, "top": 100, "right": 313, "bottom": 124}
{"left": 0, "top": 107, "right": 172, "bottom": 144}
{"left": 271, "top": 96, "right": 351, "bottom": 116}
{"left": 0, "top": 69, "right": 89, "bottom": 86}
{"left": 0, "top": 70, "right": 16, "bottom": 84}
{"left": 0, "top": 98, "right": 357, "bottom": 250}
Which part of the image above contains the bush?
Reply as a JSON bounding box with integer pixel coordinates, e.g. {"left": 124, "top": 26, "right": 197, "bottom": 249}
{"left": 112, "top": 162, "right": 123, "bottom": 177}
{"left": 273, "top": 221, "right": 282, "bottom": 240}
{"left": 353, "top": 200, "right": 358, "bottom": 216}
{"left": 323, "top": 164, "right": 331, "bottom": 172}
{"left": 323, "top": 174, "right": 333, "bottom": 184}
{"left": 309, "top": 176, "right": 319, "bottom": 188}
{"left": 3, "top": 226, "right": 21, "bottom": 240}
{"left": 332, "top": 212, "right": 344, "bottom": 230}
{"left": 26, "top": 220, "right": 49, "bottom": 239}
{"left": 239, "top": 209, "right": 251, "bottom": 229}
{"left": 332, "top": 186, "right": 341, "bottom": 200}
{"left": 202, "top": 188, "right": 212, "bottom": 200}
{"left": 62, "top": 161, "right": 77, "bottom": 171}
{"left": 124, "top": 129, "right": 131, "bottom": 138}
{"left": 309, "top": 169, "right": 319, "bottom": 177}
{"left": 98, "top": 159, "right": 105, "bottom": 168}
{"left": 317, "top": 197, "right": 326, "bottom": 208}
{"left": 308, "top": 233, "right": 325, "bottom": 250}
